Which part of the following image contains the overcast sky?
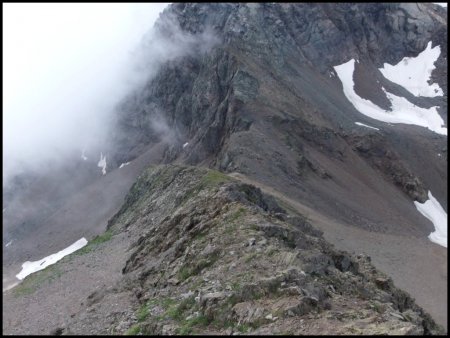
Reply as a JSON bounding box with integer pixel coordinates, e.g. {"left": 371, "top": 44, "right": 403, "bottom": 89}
{"left": 3, "top": 3, "right": 170, "bottom": 182}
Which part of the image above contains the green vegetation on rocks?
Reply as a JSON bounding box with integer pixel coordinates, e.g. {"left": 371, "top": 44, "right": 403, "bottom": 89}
{"left": 13, "top": 265, "right": 63, "bottom": 297}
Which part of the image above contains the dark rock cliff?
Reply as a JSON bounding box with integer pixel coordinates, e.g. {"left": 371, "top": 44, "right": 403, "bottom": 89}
{"left": 110, "top": 3, "right": 447, "bottom": 236}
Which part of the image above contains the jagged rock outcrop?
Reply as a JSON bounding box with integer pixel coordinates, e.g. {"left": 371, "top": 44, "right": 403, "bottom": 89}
{"left": 63, "top": 166, "right": 444, "bottom": 334}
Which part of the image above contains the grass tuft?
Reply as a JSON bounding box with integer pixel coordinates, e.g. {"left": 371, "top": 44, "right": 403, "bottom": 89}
{"left": 73, "top": 229, "right": 113, "bottom": 256}
{"left": 13, "top": 265, "right": 63, "bottom": 297}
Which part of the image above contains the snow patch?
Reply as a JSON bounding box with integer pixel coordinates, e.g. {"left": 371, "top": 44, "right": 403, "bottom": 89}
{"left": 5, "top": 240, "right": 13, "bottom": 247}
{"left": 16, "top": 238, "right": 88, "bottom": 280}
{"left": 97, "top": 152, "right": 107, "bottom": 175}
{"left": 81, "top": 149, "right": 88, "bottom": 161}
{"left": 334, "top": 59, "right": 447, "bottom": 135}
{"left": 119, "top": 162, "right": 130, "bottom": 169}
{"left": 355, "top": 122, "right": 380, "bottom": 130}
{"left": 183, "top": 142, "right": 189, "bottom": 148}
{"left": 414, "top": 191, "right": 447, "bottom": 248}
{"left": 379, "top": 41, "right": 443, "bottom": 97}
{"left": 383, "top": 88, "right": 446, "bottom": 135}
{"left": 434, "top": 3, "right": 447, "bottom": 8}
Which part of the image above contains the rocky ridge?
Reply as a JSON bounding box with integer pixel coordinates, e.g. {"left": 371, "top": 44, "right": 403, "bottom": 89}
{"left": 3, "top": 3, "right": 447, "bottom": 334}
{"left": 5, "top": 165, "right": 442, "bottom": 335}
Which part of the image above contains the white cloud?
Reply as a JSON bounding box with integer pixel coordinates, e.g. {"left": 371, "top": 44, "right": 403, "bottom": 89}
{"left": 3, "top": 3, "right": 169, "bottom": 182}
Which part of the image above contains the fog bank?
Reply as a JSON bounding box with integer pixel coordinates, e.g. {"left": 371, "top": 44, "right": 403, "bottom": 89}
{"left": 3, "top": 3, "right": 169, "bottom": 183}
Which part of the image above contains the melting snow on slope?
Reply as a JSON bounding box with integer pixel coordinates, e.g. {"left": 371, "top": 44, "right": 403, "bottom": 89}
{"left": 334, "top": 59, "right": 447, "bottom": 135}
{"left": 119, "top": 162, "right": 130, "bottom": 169}
{"left": 379, "top": 41, "right": 443, "bottom": 97}
{"left": 16, "top": 238, "right": 88, "bottom": 280}
{"left": 355, "top": 122, "right": 380, "bottom": 130}
{"left": 5, "top": 240, "right": 13, "bottom": 248}
{"left": 183, "top": 142, "right": 189, "bottom": 148}
{"left": 98, "top": 152, "right": 107, "bottom": 175}
{"left": 414, "top": 191, "right": 447, "bottom": 248}
{"left": 382, "top": 88, "right": 447, "bottom": 135}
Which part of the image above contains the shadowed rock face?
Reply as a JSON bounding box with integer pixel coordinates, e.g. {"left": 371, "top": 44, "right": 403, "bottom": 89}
{"left": 111, "top": 2, "right": 447, "bottom": 234}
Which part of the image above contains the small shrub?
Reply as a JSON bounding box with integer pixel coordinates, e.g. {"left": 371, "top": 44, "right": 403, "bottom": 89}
{"left": 176, "top": 315, "right": 211, "bottom": 335}
{"left": 125, "top": 324, "right": 141, "bottom": 335}
{"left": 178, "top": 267, "right": 192, "bottom": 281}
{"left": 237, "top": 323, "right": 252, "bottom": 333}
{"left": 137, "top": 303, "right": 150, "bottom": 322}
{"left": 167, "top": 296, "right": 196, "bottom": 321}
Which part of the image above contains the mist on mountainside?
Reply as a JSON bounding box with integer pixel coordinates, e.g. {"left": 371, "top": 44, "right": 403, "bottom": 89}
{"left": 2, "top": 3, "right": 220, "bottom": 242}
{"left": 3, "top": 3, "right": 191, "bottom": 185}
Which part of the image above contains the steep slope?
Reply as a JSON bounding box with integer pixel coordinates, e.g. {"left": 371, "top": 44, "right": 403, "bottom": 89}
{"left": 3, "top": 2, "right": 447, "bottom": 332}
{"left": 2, "top": 142, "right": 169, "bottom": 292}
{"left": 2, "top": 166, "right": 444, "bottom": 335}
{"left": 111, "top": 3, "right": 447, "bottom": 234}
{"left": 106, "top": 3, "right": 448, "bottom": 328}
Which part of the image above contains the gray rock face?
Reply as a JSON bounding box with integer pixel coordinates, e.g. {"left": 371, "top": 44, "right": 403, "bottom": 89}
{"left": 109, "top": 3, "right": 446, "bottom": 237}
{"left": 169, "top": 3, "right": 446, "bottom": 70}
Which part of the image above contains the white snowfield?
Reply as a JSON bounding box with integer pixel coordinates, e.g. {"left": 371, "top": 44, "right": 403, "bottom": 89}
{"left": 379, "top": 41, "right": 443, "bottom": 97}
{"left": 98, "top": 152, "right": 107, "bottom": 175}
{"left": 16, "top": 238, "right": 88, "bottom": 280}
{"left": 383, "top": 88, "right": 447, "bottom": 135}
{"left": 334, "top": 59, "right": 447, "bottom": 136}
{"left": 355, "top": 122, "right": 380, "bottom": 130}
{"left": 414, "top": 191, "right": 447, "bottom": 248}
{"left": 119, "top": 162, "right": 130, "bottom": 169}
